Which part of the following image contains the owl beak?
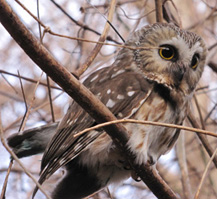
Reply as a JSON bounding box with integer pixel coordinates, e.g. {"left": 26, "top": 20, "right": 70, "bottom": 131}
{"left": 177, "top": 69, "right": 185, "bottom": 82}
{"left": 173, "top": 64, "right": 186, "bottom": 85}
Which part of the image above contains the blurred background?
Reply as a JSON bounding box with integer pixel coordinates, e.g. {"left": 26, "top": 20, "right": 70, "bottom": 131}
{"left": 0, "top": 0, "right": 217, "bottom": 198}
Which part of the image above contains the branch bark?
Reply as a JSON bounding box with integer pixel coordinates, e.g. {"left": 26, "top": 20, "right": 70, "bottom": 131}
{"left": 187, "top": 112, "right": 217, "bottom": 168}
{"left": 75, "top": 0, "right": 116, "bottom": 77}
{"left": 155, "top": 0, "right": 163, "bottom": 23}
{"left": 208, "top": 61, "right": 217, "bottom": 73}
{"left": 0, "top": 1, "right": 177, "bottom": 199}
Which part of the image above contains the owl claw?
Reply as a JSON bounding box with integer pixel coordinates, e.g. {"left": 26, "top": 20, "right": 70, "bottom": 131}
{"left": 134, "top": 177, "right": 141, "bottom": 182}
{"left": 131, "top": 171, "right": 141, "bottom": 182}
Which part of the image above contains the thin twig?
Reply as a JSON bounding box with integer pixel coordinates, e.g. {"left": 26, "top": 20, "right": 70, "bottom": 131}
{"left": 163, "top": 0, "right": 182, "bottom": 28}
{"left": 1, "top": 73, "right": 18, "bottom": 94}
{"left": 188, "top": 112, "right": 217, "bottom": 168}
{"left": 19, "top": 72, "right": 43, "bottom": 132}
{"left": 81, "top": 0, "right": 142, "bottom": 10}
{"left": 12, "top": 0, "right": 158, "bottom": 51}
{"left": 187, "top": 7, "right": 216, "bottom": 30}
{"left": 17, "top": 71, "right": 28, "bottom": 132}
{"left": 193, "top": 95, "right": 206, "bottom": 129}
{"left": 87, "top": 0, "right": 125, "bottom": 42}
{"left": 75, "top": 0, "right": 117, "bottom": 77}
{"left": 4, "top": 91, "right": 64, "bottom": 132}
{"left": 0, "top": 70, "right": 62, "bottom": 90}
{"left": 20, "top": 0, "right": 121, "bottom": 44}
{"left": 47, "top": 30, "right": 159, "bottom": 50}
{"left": 73, "top": 118, "right": 216, "bottom": 138}
{"left": 176, "top": 133, "right": 193, "bottom": 199}
{"left": 155, "top": 0, "right": 163, "bottom": 22}
{"left": 36, "top": 0, "right": 42, "bottom": 40}
{"left": 194, "top": 147, "right": 217, "bottom": 199}
{"left": 46, "top": 75, "right": 55, "bottom": 122}
{"left": 0, "top": 159, "right": 13, "bottom": 199}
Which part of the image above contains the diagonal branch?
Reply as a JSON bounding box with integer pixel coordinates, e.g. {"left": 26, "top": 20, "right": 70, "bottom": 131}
{"left": 0, "top": 1, "right": 177, "bottom": 199}
{"left": 187, "top": 112, "right": 217, "bottom": 168}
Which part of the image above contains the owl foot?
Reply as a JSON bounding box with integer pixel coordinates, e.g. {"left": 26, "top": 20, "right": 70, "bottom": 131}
{"left": 131, "top": 171, "right": 141, "bottom": 182}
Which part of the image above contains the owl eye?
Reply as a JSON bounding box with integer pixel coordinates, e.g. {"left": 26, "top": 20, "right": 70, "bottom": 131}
{"left": 191, "top": 53, "right": 200, "bottom": 69}
{"left": 159, "top": 45, "right": 177, "bottom": 61}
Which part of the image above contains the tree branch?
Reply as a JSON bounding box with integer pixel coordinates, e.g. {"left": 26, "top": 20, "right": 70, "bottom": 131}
{"left": 155, "top": 0, "right": 163, "bottom": 23}
{"left": 187, "top": 112, "right": 217, "bottom": 168}
{"left": 50, "top": 0, "right": 121, "bottom": 44}
{"left": 0, "top": 1, "right": 177, "bottom": 198}
{"left": 75, "top": 0, "right": 116, "bottom": 77}
{"left": 208, "top": 61, "right": 217, "bottom": 73}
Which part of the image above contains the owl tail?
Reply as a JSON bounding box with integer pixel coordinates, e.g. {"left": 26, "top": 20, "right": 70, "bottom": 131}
{"left": 52, "top": 159, "right": 103, "bottom": 199}
{"left": 7, "top": 122, "right": 58, "bottom": 158}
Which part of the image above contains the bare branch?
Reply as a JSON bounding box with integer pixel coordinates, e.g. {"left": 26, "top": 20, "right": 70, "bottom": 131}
{"left": 75, "top": 0, "right": 116, "bottom": 77}
{"left": 208, "top": 61, "right": 217, "bottom": 74}
{"left": 187, "top": 112, "right": 217, "bottom": 168}
{"left": 0, "top": 160, "right": 13, "bottom": 199}
{"left": 194, "top": 147, "right": 217, "bottom": 199}
{"left": 74, "top": 119, "right": 217, "bottom": 138}
{"left": 176, "top": 134, "right": 193, "bottom": 199}
{"left": 155, "top": 0, "right": 163, "bottom": 22}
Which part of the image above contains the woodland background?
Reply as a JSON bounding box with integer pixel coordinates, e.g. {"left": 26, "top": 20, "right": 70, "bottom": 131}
{"left": 0, "top": 0, "right": 217, "bottom": 199}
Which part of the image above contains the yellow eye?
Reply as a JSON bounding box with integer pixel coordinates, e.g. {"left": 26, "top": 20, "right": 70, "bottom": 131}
{"left": 191, "top": 54, "right": 200, "bottom": 69}
{"left": 159, "top": 45, "right": 177, "bottom": 61}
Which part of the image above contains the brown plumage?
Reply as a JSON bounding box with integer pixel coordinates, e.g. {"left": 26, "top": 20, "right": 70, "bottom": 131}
{"left": 8, "top": 23, "right": 207, "bottom": 199}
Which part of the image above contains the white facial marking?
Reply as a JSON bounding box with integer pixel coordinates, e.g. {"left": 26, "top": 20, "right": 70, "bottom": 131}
{"left": 162, "top": 36, "right": 199, "bottom": 63}
{"left": 192, "top": 41, "right": 203, "bottom": 54}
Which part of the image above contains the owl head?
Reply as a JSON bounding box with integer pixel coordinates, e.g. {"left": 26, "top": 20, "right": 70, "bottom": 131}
{"left": 116, "top": 23, "right": 207, "bottom": 96}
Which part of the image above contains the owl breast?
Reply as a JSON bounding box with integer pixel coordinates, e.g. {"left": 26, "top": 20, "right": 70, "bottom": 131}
{"left": 126, "top": 86, "right": 188, "bottom": 165}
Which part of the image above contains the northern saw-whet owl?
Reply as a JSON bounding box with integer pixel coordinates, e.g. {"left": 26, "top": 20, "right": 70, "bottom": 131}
{"left": 8, "top": 23, "right": 207, "bottom": 199}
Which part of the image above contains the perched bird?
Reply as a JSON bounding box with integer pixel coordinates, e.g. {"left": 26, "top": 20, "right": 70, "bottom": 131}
{"left": 8, "top": 23, "right": 207, "bottom": 199}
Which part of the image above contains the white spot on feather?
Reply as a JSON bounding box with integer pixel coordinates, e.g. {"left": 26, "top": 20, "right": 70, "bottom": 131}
{"left": 127, "top": 91, "right": 135, "bottom": 96}
{"left": 107, "top": 89, "right": 111, "bottom": 94}
{"left": 106, "top": 99, "right": 116, "bottom": 108}
{"left": 118, "top": 112, "right": 123, "bottom": 117}
{"left": 90, "top": 74, "right": 99, "bottom": 82}
{"left": 117, "top": 94, "right": 124, "bottom": 99}
{"left": 111, "top": 69, "right": 125, "bottom": 78}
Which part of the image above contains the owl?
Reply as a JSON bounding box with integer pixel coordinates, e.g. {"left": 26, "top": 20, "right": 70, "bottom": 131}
{"left": 8, "top": 23, "right": 207, "bottom": 199}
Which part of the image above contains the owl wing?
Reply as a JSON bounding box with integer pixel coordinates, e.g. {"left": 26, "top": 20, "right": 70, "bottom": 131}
{"left": 36, "top": 65, "right": 154, "bottom": 191}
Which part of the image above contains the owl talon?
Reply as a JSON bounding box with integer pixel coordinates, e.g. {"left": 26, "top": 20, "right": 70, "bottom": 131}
{"left": 131, "top": 171, "right": 141, "bottom": 182}
{"left": 134, "top": 177, "right": 141, "bottom": 182}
